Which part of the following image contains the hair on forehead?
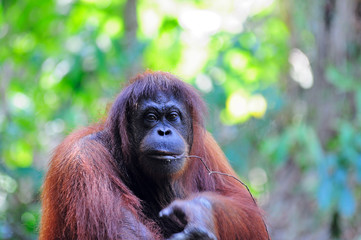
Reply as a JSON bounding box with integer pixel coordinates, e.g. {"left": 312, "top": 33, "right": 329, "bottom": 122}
{"left": 127, "top": 71, "right": 187, "bottom": 104}
{"left": 123, "top": 71, "right": 205, "bottom": 114}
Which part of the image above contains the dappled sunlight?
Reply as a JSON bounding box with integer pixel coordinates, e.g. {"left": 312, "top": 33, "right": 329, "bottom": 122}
{"left": 96, "top": 34, "right": 112, "bottom": 52}
{"left": 223, "top": 91, "right": 268, "bottom": 124}
{"left": 139, "top": 0, "right": 277, "bottom": 75}
{"left": 0, "top": 175, "right": 17, "bottom": 195}
{"left": 40, "top": 73, "right": 62, "bottom": 89}
{"left": 227, "top": 91, "right": 249, "bottom": 120}
{"left": 179, "top": 9, "right": 221, "bottom": 37}
{"left": 195, "top": 74, "right": 213, "bottom": 93}
{"left": 141, "top": 10, "right": 162, "bottom": 38}
{"left": 176, "top": 46, "right": 210, "bottom": 78}
{"left": 65, "top": 36, "right": 84, "bottom": 53}
{"left": 104, "top": 17, "right": 122, "bottom": 36}
{"left": 54, "top": 60, "right": 71, "bottom": 80}
{"left": 226, "top": 51, "right": 249, "bottom": 71}
{"left": 248, "top": 94, "right": 267, "bottom": 118}
{"left": 0, "top": 174, "right": 17, "bottom": 210}
{"left": 11, "top": 93, "right": 31, "bottom": 110}
{"left": 178, "top": 0, "right": 275, "bottom": 36}
{"left": 289, "top": 48, "right": 314, "bottom": 89}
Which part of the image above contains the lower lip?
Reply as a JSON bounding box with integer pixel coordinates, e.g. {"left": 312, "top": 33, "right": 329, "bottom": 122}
{"left": 148, "top": 155, "right": 183, "bottom": 163}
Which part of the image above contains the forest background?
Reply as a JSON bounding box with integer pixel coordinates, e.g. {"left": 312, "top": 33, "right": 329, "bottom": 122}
{"left": 0, "top": 0, "right": 361, "bottom": 239}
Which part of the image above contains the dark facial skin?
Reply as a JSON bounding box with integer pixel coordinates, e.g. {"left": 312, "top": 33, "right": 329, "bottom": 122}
{"left": 130, "top": 92, "right": 192, "bottom": 180}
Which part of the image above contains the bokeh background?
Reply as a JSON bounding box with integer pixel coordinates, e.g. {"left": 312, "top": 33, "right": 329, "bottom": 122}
{"left": 1, "top": 0, "right": 361, "bottom": 239}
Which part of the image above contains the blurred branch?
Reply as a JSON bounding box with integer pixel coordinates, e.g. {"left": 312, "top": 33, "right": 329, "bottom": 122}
{"left": 330, "top": 0, "right": 354, "bottom": 63}
{"left": 0, "top": 61, "right": 12, "bottom": 174}
{"left": 123, "top": 0, "right": 142, "bottom": 79}
{"left": 124, "top": 0, "right": 138, "bottom": 48}
{"left": 0, "top": 60, "right": 12, "bottom": 123}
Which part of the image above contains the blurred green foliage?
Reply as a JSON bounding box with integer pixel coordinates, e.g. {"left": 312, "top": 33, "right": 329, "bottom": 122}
{"left": 0, "top": 0, "right": 360, "bottom": 239}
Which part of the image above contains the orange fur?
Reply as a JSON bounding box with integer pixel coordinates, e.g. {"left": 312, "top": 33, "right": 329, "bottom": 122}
{"left": 40, "top": 71, "right": 268, "bottom": 240}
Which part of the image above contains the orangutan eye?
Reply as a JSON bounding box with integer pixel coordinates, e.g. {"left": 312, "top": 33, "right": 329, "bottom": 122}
{"left": 145, "top": 113, "right": 157, "bottom": 122}
{"left": 168, "top": 112, "right": 179, "bottom": 121}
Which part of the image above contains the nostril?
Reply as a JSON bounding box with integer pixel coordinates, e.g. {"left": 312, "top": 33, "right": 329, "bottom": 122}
{"left": 157, "top": 129, "right": 171, "bottom": 136}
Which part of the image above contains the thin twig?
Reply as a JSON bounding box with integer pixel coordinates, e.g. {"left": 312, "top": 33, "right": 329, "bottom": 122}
{"left": 187, "top": 155, "right": 257, "bottom": 204}
{"left": 187, "top": 155, "right": 271, "bottom": 240}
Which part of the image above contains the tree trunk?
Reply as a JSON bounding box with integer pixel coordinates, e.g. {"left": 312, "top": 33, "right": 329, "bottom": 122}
{"left": 123, "top": 0, "right": 142, "bottom": 78}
